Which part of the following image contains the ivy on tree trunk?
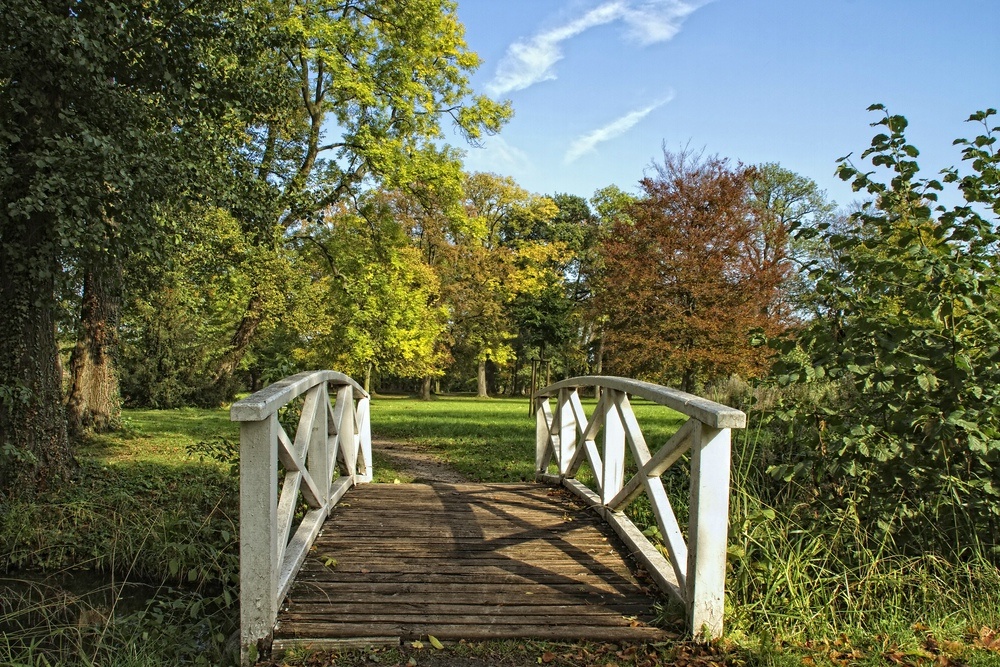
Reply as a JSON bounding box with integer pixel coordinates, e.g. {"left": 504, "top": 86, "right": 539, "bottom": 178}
{"left": 0, "top": 221, "right": 76, "bottom": 495}
{"left": 67, "top": 259, "right": 122, "bottom": 436}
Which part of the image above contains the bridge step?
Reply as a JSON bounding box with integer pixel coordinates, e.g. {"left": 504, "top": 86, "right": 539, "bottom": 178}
{"left": 271, "top": 482, "right": 671, "bottom": 657}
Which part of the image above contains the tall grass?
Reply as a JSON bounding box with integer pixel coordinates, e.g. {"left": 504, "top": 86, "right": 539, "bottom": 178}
{"left": 713, "top": 378, "right": 1000, "bottom": 663}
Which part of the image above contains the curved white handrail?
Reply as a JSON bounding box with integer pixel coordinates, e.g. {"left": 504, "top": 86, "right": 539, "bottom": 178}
{"left": 532, "top": 375, "right": 745, "bottom": 641}
{"left": 232, "top": 370, "right": 372, "bottom": 664}
{"left": 535, "top": 375, "right": 746, "bottom": 429}
{"left": 231, "top": 370, "right": 367, "bottom": 422}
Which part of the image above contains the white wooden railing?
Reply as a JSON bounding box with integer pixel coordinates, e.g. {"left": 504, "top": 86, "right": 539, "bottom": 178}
{"left": 533, "top": 376, "right": 745, "bottom": 640}
{"left": 231, "top": 371, "right": 371, "bottom": 664}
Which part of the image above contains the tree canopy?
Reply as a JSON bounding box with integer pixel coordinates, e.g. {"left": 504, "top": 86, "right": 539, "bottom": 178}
{"left": 595, "top": 150, "right": 791, "bottom": 391}
{"left": 0, "top": 0, "right": 510, "bottom": 494}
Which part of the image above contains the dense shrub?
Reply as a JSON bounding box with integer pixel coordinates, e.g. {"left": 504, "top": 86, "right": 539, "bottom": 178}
{"left": 770, "top": 107, "right": 1000, "bottom": 557}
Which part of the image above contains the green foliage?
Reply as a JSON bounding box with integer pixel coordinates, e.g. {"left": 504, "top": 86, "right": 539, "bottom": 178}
{"left": 118, "top": 208, "right": 300, "bottom": 407}
{"left": 0, "top": 406, "right": 240, "bottom": 665}
{"left": 0, "top": 460, "right": 239, "bottom": 665}
{"left": 0, "top": 0, "right": 285, "bottom": 491}
{"left": 771, "top": 107, "right": 1000, "bottom": 555}
{"left": 292, "top": 199, "right": 448, "bottom": 384}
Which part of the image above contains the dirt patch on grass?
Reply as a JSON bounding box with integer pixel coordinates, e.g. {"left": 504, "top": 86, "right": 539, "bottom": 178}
{"left": 371, "top": 438, "right": 468, "bottom": 484}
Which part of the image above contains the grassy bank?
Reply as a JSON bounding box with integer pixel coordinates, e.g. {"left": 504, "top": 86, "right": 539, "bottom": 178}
{"left": 2, "top": 395, "right": 999, "bottom": 666}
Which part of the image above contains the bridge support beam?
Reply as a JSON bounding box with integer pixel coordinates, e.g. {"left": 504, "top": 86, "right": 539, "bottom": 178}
{"left": 686, "top": 423, "right": 731, "bottom": 641}
{"left": 239, "top": 413, "right": 279, "bottom": 665}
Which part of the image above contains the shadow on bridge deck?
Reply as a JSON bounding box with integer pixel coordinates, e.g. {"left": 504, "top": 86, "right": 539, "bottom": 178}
{"left": 272, "top": 482, "right": 670, "bottom": 656}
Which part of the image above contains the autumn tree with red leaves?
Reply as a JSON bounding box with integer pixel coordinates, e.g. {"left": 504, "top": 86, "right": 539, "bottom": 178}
{"left": 595, "top": 149, "right": 790, "bottom": 392}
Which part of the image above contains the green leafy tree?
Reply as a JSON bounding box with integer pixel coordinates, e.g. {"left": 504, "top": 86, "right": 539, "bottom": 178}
{"left": 211, "top": 0, "right": 511, "bottom": 388}
{"left": 748, "top": 163, "right": 838, "bottom": 318}
{"left": 771, "top": 107, "right": 1000, "bottom": 554}
{"left": 292, "top": 198, "right": 448, "bottom": 392}
{"left": 507, "top": 193, "right": 605, "bottom": 389}
{"left": 118, "top": 208, "right": 297, "bottom": 407}
{"left": 587, "top": 185, "right": 638, "bottom": 375}
{"left": 448, "top": 172, "right": 558, "bottom": 396}
{"left": 0, "top": 0, "right": 278, "bottom": 492}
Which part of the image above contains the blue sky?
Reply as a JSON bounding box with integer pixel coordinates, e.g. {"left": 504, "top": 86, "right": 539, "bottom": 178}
{"left": 453, "top": 0, "right": 997, "bottom": 210}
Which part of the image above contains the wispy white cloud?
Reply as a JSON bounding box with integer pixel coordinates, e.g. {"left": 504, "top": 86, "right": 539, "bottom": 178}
{"left": 486, "top": 1, "right": 711, "bottom": 97}
{"left": 463, "top": 135, "right": 533, "bottom": 175}
{"left": 621, "top": 0, "right": 709, "bottom": 45}
{"left": 486, "top": 2, "right": 625, "bottom": 97}
{"left": 564, "top": 94, "right": 674, "bottom": 163}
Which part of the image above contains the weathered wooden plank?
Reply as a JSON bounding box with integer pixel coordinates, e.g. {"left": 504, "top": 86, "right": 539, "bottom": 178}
{"left": 302, "top": 553, "right": 636, "bottom": 567}
{"left": 311, "top": 535, "right": 616, "bottom": 547}
{"left": 282, "top": 603, "right": 655, "bottom": 617}
{"left": 273, "top": 482, "right": 669, "bottom": 653}
{"left": 281, "top": 610, "right": 652, "bottom": 626}
{"left": 285, "top": 599, "right": 653, "bottom": 613}
{"left": 275, "top": 622, "right": 665, "bottom": 642}
{"left": 287, "top": 579, "right": 636, "bottom": 595}
{"left": 295, "top": 564, "right": 637, "bottom": 584}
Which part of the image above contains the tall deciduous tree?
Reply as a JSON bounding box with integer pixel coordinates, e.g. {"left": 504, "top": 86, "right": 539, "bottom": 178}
{"left": 446, "top": 173, "right": 557, "bottom": 396}
{"left": 595, "top": 149, "right": 790, "bottom": 391}
{"left": 0, "top": 0, "right": 277, "bottom": 493}
{"left": 292, "top": 198, "right": 448, "bottom": 392}
{"left": 211, "top": 0, "right": 510, "bottom": 389}
{"left": 748, "top": 163, "right": 838, "bottom": 318}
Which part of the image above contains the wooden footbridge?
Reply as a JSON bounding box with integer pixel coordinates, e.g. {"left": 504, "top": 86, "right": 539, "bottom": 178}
{"left": 232, "top": 371, "right": 745, "bottom": 665}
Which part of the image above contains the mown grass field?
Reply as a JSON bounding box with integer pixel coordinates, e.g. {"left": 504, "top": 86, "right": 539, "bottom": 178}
{"left": 373, "top": 393, "right": 685, "bottom": 482}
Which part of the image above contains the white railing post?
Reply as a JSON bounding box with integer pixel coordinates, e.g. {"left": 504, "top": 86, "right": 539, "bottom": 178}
{"left": 535, "top": 396, "right": 553, "bottom": 476}
{"left": 686, "top": 423, "right": 732, "bottom": 640}
{"left": 356, "top": 395, "right": 373, "bottom": 483}
{"left": 335, "top": 384, "right": 356, "bottom": 479}
{"left": 557, "top": 388, "right": 577, "bottom": 476}
{"left": 602, "top": 389, "right": 626, "bottom": 504}
{"left": 239, "top": 413, "right": 278, "bottom": 665}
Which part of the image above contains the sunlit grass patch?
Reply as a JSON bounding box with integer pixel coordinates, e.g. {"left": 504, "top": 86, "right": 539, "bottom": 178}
{"left": 371, "top": 394, "right": 686, "bottom": 483}
{"left": 79, "top": 406, "right": 237, "bottom": 467}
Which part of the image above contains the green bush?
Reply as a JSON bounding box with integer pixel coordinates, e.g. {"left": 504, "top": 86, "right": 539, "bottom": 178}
{"left": 770, "top": 107, "right": 1000, "bottom": 557}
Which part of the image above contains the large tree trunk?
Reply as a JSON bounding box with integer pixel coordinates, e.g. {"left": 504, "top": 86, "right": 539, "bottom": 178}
{"left": 476, "top": 359, "right": 488, "bottom": 398}
{"left": 420, "top": 376, "right": 432, "bottom": 401}
{"left": 210, "top": 293, "right": 265, "bottom": 398}
{"left": 595, "top": 329, "right": 605, "bottom": 375}
{"left": 0, "top": 221, "right": 76, "bottom": 496}
{"left": 67, "top": 261, "right": 121, "bottom": 435}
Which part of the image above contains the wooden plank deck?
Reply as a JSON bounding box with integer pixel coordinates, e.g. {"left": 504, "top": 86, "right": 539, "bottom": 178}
{"left": 272, "top": 482, "right": 669, "bottom": 654}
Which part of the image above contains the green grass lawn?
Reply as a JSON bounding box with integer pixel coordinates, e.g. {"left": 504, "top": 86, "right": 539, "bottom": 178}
{"left": 79, "top": 407, "right": 238, "bottom": 467}
{"left": 73, "top": 394, "right": 687, "bottom": 485}
{"left": 371, "top": 393, "right": 686, "bottom": 483}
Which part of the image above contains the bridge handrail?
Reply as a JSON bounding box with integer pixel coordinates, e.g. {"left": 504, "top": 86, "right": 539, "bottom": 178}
{"left": 534, "top": 375, "right": 745, "bottom": 429}
{"left": 231, "top": 370, "right": 372, "bottom": 664}
{"left": 532, "top": 375, "right": 745, "bottom": 641}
